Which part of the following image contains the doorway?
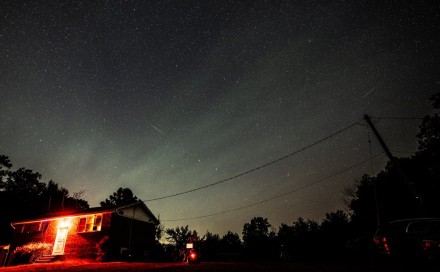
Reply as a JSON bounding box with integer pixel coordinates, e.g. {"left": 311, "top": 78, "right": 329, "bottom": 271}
{"left": 52, "top": 227, "right": 69, "bottom": 255}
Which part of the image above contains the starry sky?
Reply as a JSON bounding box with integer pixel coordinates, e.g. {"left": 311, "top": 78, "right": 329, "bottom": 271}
{"left": 1, "top": 1, "right": 439, "bottom": 236}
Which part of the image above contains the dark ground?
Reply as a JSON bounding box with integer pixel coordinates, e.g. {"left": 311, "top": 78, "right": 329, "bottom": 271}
{"left": 1, "top": 261, "right": 435, "bottom": 272}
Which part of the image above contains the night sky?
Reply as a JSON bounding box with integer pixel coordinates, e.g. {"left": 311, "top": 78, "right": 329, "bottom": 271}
{"left": 1, "top": 1, "right": 439, "bottom": 236}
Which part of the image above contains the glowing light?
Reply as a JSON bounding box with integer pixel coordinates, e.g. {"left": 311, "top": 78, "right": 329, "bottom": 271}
{"left": 424, "top": 241, "right": 431, "bottom": 249}
{"left": 58, "top": 218, "right": 72, "bottom": 228}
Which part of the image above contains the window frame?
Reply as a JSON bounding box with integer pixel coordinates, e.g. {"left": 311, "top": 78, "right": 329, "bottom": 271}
{"left": 77, "top": 214, "right": 103, "bottom": 233}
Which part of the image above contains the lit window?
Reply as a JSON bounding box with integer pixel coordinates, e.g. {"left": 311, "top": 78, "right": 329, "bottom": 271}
{"left": 85, "top": 216, "right": 94, "bottom": 232}
{"left": 93, "top": 215, "right": 102, "bottom": 231}
{"left": 77, "top": 217, "right": 87, "bottom": 232}
{"left": 77, "top": 214, "right": 103, "bottom": 233}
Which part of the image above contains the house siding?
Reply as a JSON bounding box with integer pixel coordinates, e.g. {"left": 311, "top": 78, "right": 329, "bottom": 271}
{"left": 106, "top": 214, "right": 156, "bottom": 260}
{"left": 63, "top": 213, "right": 111, "bottom": 259}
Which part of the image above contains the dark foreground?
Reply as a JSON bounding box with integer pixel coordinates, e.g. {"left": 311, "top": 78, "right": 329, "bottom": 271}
{"left": 0, "top": 261, "right": 437, "bottom": 272}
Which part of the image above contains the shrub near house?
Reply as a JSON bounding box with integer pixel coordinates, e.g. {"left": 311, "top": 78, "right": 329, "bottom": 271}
{"left": 11, "top": 242, "right": 52, "bottom": 264}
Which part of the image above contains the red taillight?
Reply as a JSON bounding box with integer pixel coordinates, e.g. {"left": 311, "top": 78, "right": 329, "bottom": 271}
{"left": 422, "top": 240, "right": 440, "bottom": 250}
{"left": 373, "top": 236, "right": 387, "bottom": 245}
{"left": 373, "top": 237, "right": 380, "bottom": 245}
{"left": 383, "top": 241, "right": 390, "bottom": 253}
{"left": 424, "top": 241, "right": 432, "bottom": 249}
{"left": 374, "top": 236, "right": 390, "bottom": 254}
{"left": 190, "top": 253, "right": 197, "bottom": 260}
{"left": 381, "top": 237, "right": 390, "bottom": 253}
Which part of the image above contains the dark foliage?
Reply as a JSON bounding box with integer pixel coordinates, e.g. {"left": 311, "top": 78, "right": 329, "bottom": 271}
{"left": 165, "top": 225, "right": 193, "bottom": 250}
{"left": 200, "top": 231, "right": 221, "bottom": 261}
{"left": 320, "top": 211, "right": 352, "bottom": 260}
{"left": 277, "top": 217, "right": 320, "bottom": 261}
{"left": 96, "top": 235, "right": 111, "bottom": 261}
{"left": 219, "top": 231, "right": 243, "bottom": 260}
{"left": 100, "top": 187, "right": 140, "bottom": 207}
{"left": 277, "top": 212, "right": 351, "bottom": 262}
{"left": 242, "top": 217, "right": 277, "bottom": 260}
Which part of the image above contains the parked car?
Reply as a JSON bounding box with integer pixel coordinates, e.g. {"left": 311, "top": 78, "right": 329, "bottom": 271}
{"left": 373, "top": 218, "right": 440, "bottom": 263}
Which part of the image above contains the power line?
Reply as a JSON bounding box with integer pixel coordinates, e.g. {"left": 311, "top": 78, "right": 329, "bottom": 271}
{"left": 392, "top": 150, "right": 417, "bottom": 155}
{"left": 143, "top": 121, "right": 361, "bottom": 202}
{"left": 162, "top": 152, "right": 385, "bottom": 222}
{"left": 369, "top": 116, "right": 424, "bottom": 120}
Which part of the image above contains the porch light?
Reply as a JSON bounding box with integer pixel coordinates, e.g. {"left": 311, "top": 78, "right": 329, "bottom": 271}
{"left": 58, "top": 218, "right": 72, "bottom": 228}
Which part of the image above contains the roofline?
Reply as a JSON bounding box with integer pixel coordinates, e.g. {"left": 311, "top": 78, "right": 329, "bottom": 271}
{"left": 11, "top": 210, "right": 113, "bottom": 227}
{"left": 114, "top": 201, "right": 160, "bottom": 225}
{"left": 10, "top": 201, "right": 159, "bottom": 226}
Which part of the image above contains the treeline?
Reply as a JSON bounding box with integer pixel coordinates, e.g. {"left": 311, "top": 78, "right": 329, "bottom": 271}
{"left": 160, "top": 212, "right": 352, "bottom": 262}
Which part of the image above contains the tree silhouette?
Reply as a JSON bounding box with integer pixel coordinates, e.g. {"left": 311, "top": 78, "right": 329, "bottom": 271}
{"left": 155, "top": 218, "right": 164, "bottom": 241}
{"left": 221, "top": 231, "right": 242, "bottom": 254}
{"left": 0, "top": 155, "right": 12, "bottom": 179}
{"left": 242, "top": 217, "right": 276, "bottom": 260}
{"left": 100, "top": 187, "right": 140, "bottom": 207}
{"left": 418, "top": 93, "right": 440, "bottom": 152}
{"left": 277, "top": 217, "right": 320, "bottom": 261}
{"left": 243, "top": 217, "right": 272, "bottom": 242}
{"left": 415, "top": 93, "right": 440, "bottom": 216}
{"left": 320, "top": 210, "right": 351, "bottom": 259}
{"left": 165, "top": 225, "right": 192, "bottom": 249}
{"left": 200, "top": 231, "right": 221, "bottom": 260}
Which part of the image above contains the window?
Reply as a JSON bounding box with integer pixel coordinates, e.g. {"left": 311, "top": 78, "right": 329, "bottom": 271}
{"left": 20, "top": 221, "right": 48, "bottom": 233}
{"left": 77, "top": 214, "right": 103, "bottom": 233}
{"left": 93, "top": 215, "right": 102, "bottom": 231}
{"left": 38, "top": 221, "right": 49, "bottom": 232}
{"left": 85, "top": 216, "right": 94, "bottom": 232}
{"left": 21, "top": 224, "right": 30, "bottom": 233}
{"left": 77, "top": 217, "right": 87, "bottom": 232}
{"left": 29, "top": 222, "right": 40, "bottom": 232}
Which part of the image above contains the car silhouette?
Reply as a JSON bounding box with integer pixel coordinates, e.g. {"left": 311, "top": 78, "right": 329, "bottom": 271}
{"left": 373, "top": 218, "right": 440, "bottom": 263}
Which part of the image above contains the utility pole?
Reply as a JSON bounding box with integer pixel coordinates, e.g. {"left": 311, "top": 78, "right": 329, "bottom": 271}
{"left": 364, "top": 115, "right": 395, "bottom": 162}
{"left": 364, "top": 114, "right": 424, "bottom": 214}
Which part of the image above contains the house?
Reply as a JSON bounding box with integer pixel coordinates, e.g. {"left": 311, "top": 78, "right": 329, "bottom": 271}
{"left": 6, "top": 202, "right": 159, "bottom": 265}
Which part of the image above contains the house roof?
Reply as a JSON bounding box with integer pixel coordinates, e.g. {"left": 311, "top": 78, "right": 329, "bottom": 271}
{"left": 113, "top": 201, "right": 159, "bottom": 225}
{"left": 11, "top": 201, "right": 159, "bottom": 226}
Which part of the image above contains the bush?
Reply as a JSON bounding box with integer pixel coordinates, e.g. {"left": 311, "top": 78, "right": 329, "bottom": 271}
{"left": 96, "top": 235, "right": 111, "bottom": 261}
{"left": 13, "top": 242, "right": 52, "bottom": 264}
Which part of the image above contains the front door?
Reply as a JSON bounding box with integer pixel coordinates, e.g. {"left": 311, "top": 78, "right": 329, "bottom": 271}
{"left": 52, "top": 227, "right": 69, "bottom": 255}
